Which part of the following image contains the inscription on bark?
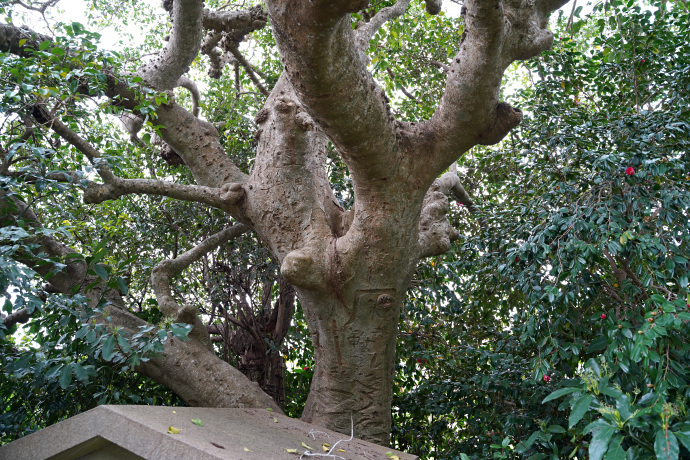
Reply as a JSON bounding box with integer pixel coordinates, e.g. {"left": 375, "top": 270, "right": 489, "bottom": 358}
{"left": 351, "top": 288, "right": 397, "bottom": 325}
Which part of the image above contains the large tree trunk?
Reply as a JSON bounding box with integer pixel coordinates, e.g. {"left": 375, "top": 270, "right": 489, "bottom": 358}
{"left": 298, "top": 289, "right": 403, "bottom": 443}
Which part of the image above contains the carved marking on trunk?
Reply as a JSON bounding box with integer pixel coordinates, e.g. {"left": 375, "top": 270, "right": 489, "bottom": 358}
{"left": 329, "top": 318, "right": 343, "bottom": 367}
{"left": 348, "top": 288, "right": 397, "bottom": 326}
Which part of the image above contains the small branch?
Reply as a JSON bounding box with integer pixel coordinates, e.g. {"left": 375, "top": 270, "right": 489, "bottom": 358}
{"left": 1, "top": 170, "right": 82, "bottom": 183}
{"left": 176, "top": 76, "right": 201, "bottom": 117}
{"left": 615, "top": 256, "right": 650, "bottom": 301}
{"left": 83, "top": 178, "right": 244, "bottom": 211}
{"left": 227, "top": 44, "right": 269, "bottom": 96}
{"left": 385, "top": 67, "right": 419, "bottom": 103}
{"left": 201, "top": 6, "right": 268, "bottom": 79}
{"left": 151, "top": 224, "right": 248, "bottom": 317}
{"left": 30, "top": 104, "right": 118, "bottom": 183}
{"left": 11, "top": 0, "right": 60, "bottom": 13}
{"left": 603, "top": 247, "right": 627, "bottom": 287}
{"left": 300, "top": 416, "right": 354, "bottom": 460}
{"left": 31, "top": 105, "right": 244, "bottom": 210}
{"left": 355, "top": 0, "right": 412, "bottom": 56}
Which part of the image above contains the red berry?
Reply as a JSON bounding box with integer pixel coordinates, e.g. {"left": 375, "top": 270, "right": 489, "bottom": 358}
{"left": 601, "top": 313, "right": 607, "bottom": 319}
{"left": 626, "top": 166, "right": 635, "bottom": 176}
{"left": 543, "top": 375, "right": 551, "bottom": 383}
{"left": 515, "top": 255, "right": 520, "bottom": 262}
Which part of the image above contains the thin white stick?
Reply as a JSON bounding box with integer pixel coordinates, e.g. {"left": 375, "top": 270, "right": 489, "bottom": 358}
{"left": 299, "top": 415, "right": 354, "bottom": 460}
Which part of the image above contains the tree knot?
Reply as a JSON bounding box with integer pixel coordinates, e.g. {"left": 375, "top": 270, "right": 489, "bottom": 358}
{"left": 254, "top": 107, "right": 270, "bottom": 124}
{"left": 477, "top": 102, "right": 523, "bottom": 146}
{"left": 220, "top": 182, "right": 244, "bottom": 204}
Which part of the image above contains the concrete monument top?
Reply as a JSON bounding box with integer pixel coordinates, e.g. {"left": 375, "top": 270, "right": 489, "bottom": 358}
{"left": 0, "top": 405, "right": 416, "bottom": 460}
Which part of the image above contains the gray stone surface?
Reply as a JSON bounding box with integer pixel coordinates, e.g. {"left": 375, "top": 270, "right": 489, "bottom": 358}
{"left": 0, "top": 405, "right": 417, "bottom": 460}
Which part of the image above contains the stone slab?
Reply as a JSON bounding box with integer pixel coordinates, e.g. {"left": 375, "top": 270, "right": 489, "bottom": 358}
{"left": 0, "top": 405, "right": 417, "bottom": 460}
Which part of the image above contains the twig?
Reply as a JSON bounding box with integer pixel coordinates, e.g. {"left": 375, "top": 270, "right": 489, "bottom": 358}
{"left": 300, "top": 415, "right": 354, "bottom": 460}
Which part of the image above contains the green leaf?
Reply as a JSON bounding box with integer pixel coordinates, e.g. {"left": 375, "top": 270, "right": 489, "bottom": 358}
{"left": 169, "top": 323, "right": 192, "bottom": 340}
{"left": 590, "top": 426, "right": 616, "bottom": 460}
{"left": 655, "top": 430, "right": 679, "bottom": 460}
{"left": 116, "top": 333, "right": 131, "bottom": 354}
{"left": 546, "top": 425, "right": 567, "bottom": 434}
{"left": 191, "top": 418, "right": 203, "bottom": 427}
{"left": 516, "top": 430, "right": 542, "bottom": 452}
{"left": 603, "top": 436, "right": 625, "bottom": 460}
{"left": 674, "top": 427, "right": 690, "bottom": 453}
{"left": 651, "top": 294, "right": 667, "bottom": 305}
{"left": 72, "top": 362, "right": 89, "bottom": 382}
{"left": 542, "top": 386, "right": 582, "bottom": 403}
{"left": 587, "top": 335, "right": 609, "bottom": 353}
{"left": 116, "top": 276, "right": 129, "bottom": 295}
{"left": 59, "top": 364, "right": 73, "bottom": 389}
{"left": 101, "top": 334, "right": 116, "bottom": 361}
{"left": 93, "top": 263, "right": 108, "bottom": 280}
{"left": 569, "top": 394, "right": 593, "bottom": 428}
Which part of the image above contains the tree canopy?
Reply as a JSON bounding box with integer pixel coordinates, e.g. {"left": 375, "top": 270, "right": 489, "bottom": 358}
{"left": 1, "top": 0, "right": 689, "bottom": 459}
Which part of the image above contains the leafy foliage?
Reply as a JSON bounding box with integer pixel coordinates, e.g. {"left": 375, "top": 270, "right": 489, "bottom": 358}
{"left": 391, "top": 1, "right": 690, "bottom": 458}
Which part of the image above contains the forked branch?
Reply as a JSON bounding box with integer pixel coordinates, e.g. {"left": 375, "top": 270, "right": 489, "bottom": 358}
{"left": 151, "top": 224, "right": 249, "bottom": 318}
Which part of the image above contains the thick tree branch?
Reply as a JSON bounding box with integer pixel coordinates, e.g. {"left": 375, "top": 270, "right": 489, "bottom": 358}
{"left": 424, "top": 0, "right": 443, "bottom": 15}
{"left": 422, "top": 0, "right": 568, "bottom": 179}
{"left": 83, "top": 178, "right": 244, "bottom": 211}
{"left": 1, "top": 308, "right": 31, "bottom": 329}
{"left": 267, "top": 0, "right": 398, "bottom": 182}
{"left": 137, "top": 0, "right": 204, "bottom": 90}
{"left": 0, "top": 23, "right": 51, "bottom": 58}
{"left": 154, "top": 103, "right": 249, "bottom": 186}
{"left": 445, "top": 163, "right": 476, "bottom": 208}
{"left": 202, "top": 6, "right": 267, "bottom": 35}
